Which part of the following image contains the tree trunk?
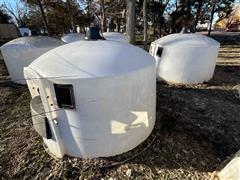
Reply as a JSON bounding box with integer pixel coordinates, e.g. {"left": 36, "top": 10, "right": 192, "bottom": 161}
{"left": 126, "top": 0, "right": 136, "bottom": 44}
{"left": 66, "top": 0, "right": 76, "bottom": 32}
{"left": 181, "top": 0, "right": 191, "bottom": 33}
{"left": 117, "top": 18, "right": 120, "bottom": 32}
{"left": 87, "top": 0, "right": 91, "bottom": 26}
{"left": 194, "top": 0, "right": 203, "bottom": 32}
{"left": 100, "top": 0, "right": 107, "bottom": 32}
{"left": 143, "top": 0, "right": 147, "bottom": 50}
{"left": 208, "top": 2, "right": 216, "bottom": 36}
{"left": 37, "top": 0, "right": 51, "bottom": 36}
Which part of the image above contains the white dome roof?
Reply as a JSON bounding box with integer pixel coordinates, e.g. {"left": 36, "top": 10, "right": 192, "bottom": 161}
{"left": 103, "top": 32, "right": 128, "bottom": 43}
{"left": 61, "top": 33, "right": 85, "bottom": 43}
{"left": 29, "top": 40, "right": 154, "bottom": 79}
{"left": 1, "top": 36, "right": 64, "bottom": 50}
{"left": 154, "top": 33, "right": 219, "bottom": 47}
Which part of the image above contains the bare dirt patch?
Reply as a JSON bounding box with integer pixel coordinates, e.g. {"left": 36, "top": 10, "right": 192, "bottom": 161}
{"left": 0, "top": 43, "right": 239, "bottom": 179}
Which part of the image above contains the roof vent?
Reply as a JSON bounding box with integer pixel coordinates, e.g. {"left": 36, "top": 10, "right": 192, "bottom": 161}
{"left": 86, "top": 27, "right": 105, "bottom": 40}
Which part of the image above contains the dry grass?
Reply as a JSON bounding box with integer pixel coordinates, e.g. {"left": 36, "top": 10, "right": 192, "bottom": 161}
{"left": 0, "top": 42, "right": 239, "bottom": 179}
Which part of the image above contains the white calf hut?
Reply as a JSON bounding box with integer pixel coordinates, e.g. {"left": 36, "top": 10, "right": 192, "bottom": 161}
{"left": 149, "top": 33, "right": 220, "bottom": 84}
{"left": 211, "top": 151, "right": 240, "bottom": 180}
{"left": 24, "top": 39, "right": 156, "bottom": 158}
{"left": 61, "top": 33, "right": 85, "bottom": 43}
{"left": 103, "top": 32, "right": 128, "bottom": 43}
{"left": 0, "top": 36, "right": 64, "bottom": 84}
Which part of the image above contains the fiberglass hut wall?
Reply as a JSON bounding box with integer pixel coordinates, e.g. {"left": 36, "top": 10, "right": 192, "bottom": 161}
{"left": 61, "top": 33, "right": 85, "bottom": 43}
{"left": 24, "top": 40, "right": 156, "bottom": 158}
{"left": 149, "top": 34, "right": 220, "bottom": 84}
{"left": 0, "top": 36, "right": 64, "bottom": 84}
{"left": 103, "top": 32, "right": 128, "bottom": 43}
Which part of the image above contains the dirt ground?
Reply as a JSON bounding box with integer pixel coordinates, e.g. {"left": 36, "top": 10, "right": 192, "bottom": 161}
{"left": 0, "top": 42, "right": 239, "bottom": 179}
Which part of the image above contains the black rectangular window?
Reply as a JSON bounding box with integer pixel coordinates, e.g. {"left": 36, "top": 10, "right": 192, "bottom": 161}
{"left": 54, "top": 84, "right": 75, "bottom": 109}
{"left": 45, "top": 118, "right": 52, "bottom": 139}
{"left": 156, "top": 47, "right": 164, "bottom": 57}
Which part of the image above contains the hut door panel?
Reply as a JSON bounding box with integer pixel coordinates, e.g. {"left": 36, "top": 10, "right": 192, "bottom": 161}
{"left": 24, "top": 67, "right": 65, "bottom": 158}
{"left": 39, "top": 78, "right": 65, "bottom": 158}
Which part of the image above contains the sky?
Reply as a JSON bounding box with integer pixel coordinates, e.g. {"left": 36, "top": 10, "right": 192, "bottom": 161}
{"left": 1, "top": 0, "right": 240, "bottom": 9}
{"left": 2, "top": 0, "right": 239, "bottom": 5}
{"left": 1, "top": 0, "right": 240, "bottom": 24}
{"left": 0, "top": 0, "right": 18, "bottom": 6}
{"left": 1, "top": 0, "right": 240, "bottom": 11}
{"left": 1, "top": 0, "right": 240, "bottom": 7}
{"left": 0, "top": 0, "right": 25, "bottom": 12}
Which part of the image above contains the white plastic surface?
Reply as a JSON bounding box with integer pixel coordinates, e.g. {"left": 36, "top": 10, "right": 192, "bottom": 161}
{"left": 25, "top": 67, "right": 65, "bottom": 158}
{"left": 217, "top": 157, "right": 240, "bottom": 180}
{"left": 30, "top": 40, "right": 153, "bottom": 78}
{"left": 103, "top": 32, "right": 128, "bottom": 43}
{"left": 25, "top": 40, "right": 156, "bottom": 158}
{"left": 0, "top": 36, "right": 64, "bottom": 84}
{"left": 149, "top": 33, "right": 220, "bottom": 84}
{"left": 61, "top": 33, "right": 85, "bottom": 43}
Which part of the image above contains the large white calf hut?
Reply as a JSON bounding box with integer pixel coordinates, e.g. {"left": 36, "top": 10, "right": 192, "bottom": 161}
{"left": 149, "top": 33, "right": 220, "bottom": 84}
{"left": 61, "top": 33, "right": 85, "bottom": 43}
{"left": 24, "top": 39, "right": 156, "bottom": 158}
{"left": 1, "top": 36, "right": 64, "bottom": 84}
{"left": 103, "top": 32, "right": 128, "bottom": 43}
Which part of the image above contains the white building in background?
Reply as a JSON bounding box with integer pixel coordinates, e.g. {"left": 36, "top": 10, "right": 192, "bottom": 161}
{"left": 149, "top": 33, "right": 220, "bottom": 84}
{"left": 24, "top": 39, "right": 156, "bottom": 158}
{"left": 19, "top": 28, "right": 30, "bottom": 36}
{"left": 0, "top": 36, "right": 65, "bottom": 84}
{"left": 196, "top": 20, "right": 211, "bottom": 31}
